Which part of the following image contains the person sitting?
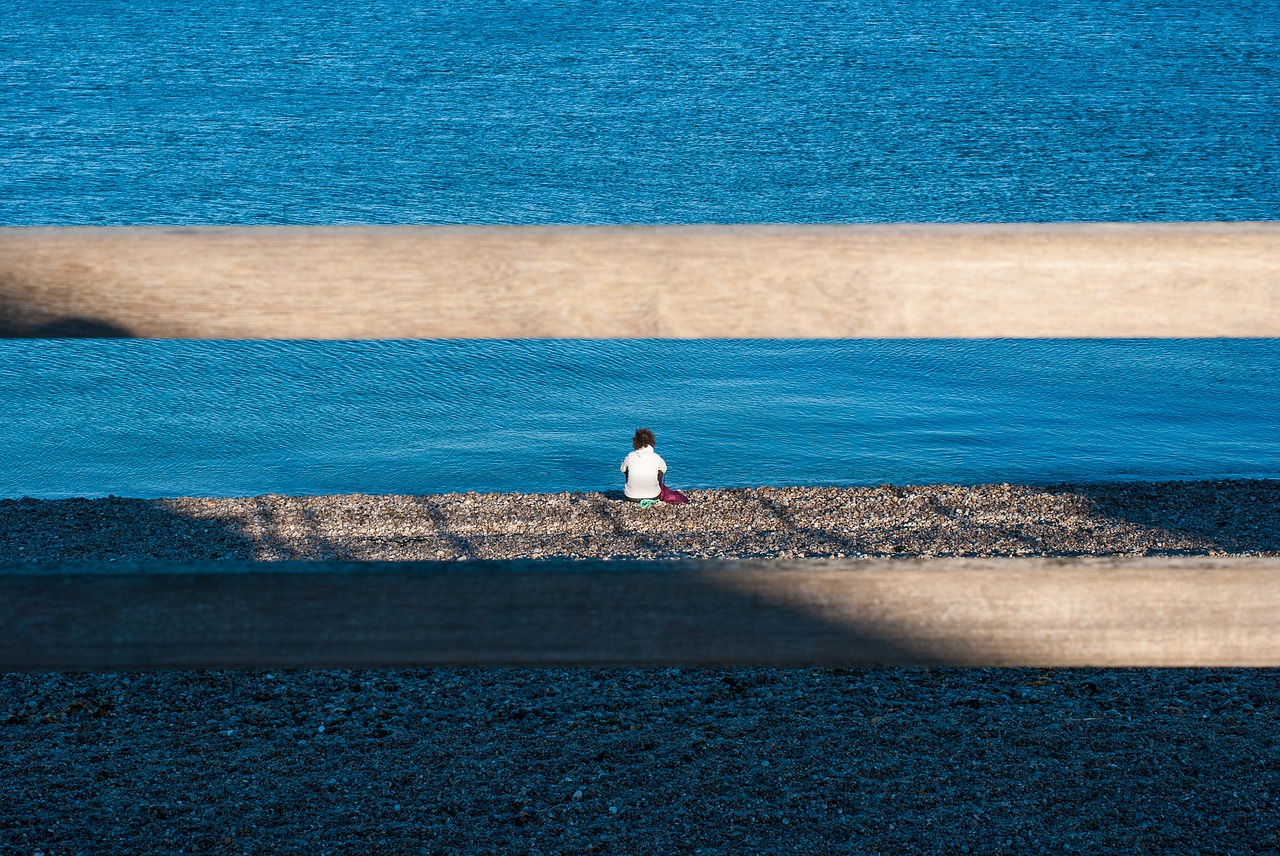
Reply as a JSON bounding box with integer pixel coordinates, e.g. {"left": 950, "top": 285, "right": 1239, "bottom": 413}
{"left": 620, "top": 427, "right": 667, "bottom": 502}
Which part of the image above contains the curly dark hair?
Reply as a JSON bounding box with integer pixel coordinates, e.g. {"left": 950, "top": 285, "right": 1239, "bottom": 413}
{"left": 632, "top": 427, "right": 656, "bottom": 450}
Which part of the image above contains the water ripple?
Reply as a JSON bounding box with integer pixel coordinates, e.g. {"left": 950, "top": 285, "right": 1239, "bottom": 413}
{"left": 1, "top": 339, "right": 1276, "bottom": 498}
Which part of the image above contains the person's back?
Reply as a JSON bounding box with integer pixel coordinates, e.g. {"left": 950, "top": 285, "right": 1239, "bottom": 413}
{"left": 621, "top": 427, "right": 667, "bottom": 500}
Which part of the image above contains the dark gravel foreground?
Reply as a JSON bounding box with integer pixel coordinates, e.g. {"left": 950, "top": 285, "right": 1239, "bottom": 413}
{"left": 3, "top": 668, "right": 1280, "bottom": 855}
{"left": 3, "top": 480, "right": 1279, "bottom": 854}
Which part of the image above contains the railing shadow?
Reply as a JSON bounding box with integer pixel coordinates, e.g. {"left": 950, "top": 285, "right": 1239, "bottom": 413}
{"left": 3, "top": 480, "right": 1276, "bottom": 567}
{"left": 1042, "top": 479, "right": 1280, "bottom": 555}
{"left": 2, "top": 480, "right": 1277, "bottom": 669}
{"left": 0, "top": 502, "right": 939, "bottom": 670}
{"left": 0, "top": 292, "right": 132, "bottom": 338}
{"left": 0, "top": 496, "right": 258, "bottom": 563}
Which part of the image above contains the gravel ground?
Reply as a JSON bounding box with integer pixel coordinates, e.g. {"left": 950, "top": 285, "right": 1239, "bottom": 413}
{"left": 2, "top": 479, "right": 1279, "bottom": 854}
{"left": 2, "top": 479, "right": 1277, "bottom": 564}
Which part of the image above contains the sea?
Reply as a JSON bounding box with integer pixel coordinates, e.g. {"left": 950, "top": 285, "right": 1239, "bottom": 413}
{"left": 1, "top": 0, "right": 1277, "bottom": 498}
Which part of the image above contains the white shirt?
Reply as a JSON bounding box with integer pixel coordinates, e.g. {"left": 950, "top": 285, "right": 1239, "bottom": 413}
{"left": 620, "top": 445, "right": 667, "bottom": 499}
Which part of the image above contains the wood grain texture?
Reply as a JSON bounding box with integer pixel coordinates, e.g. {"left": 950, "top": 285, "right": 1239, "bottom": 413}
{"left": 4, "top": 556, "right": 1279, "bottom": 669}
{"left": 2, "top": 223, "right": 1277, "bottom": 338}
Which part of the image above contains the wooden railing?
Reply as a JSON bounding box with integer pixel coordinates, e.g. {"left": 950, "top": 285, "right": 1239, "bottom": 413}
{"left": 4, "top": 556, "right": 1280, "bottom": 670}
{"left": 2, "top": 223, "right": 1277, "bottom": 338}
{"left": 1, "top": 223, "right": 1277, "bottom": 669}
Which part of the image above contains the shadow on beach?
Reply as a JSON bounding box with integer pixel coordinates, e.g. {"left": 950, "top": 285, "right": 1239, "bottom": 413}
{"left": 1, "top": 479, "right": 1276, "bottom": 567}
{"left": 1042, "top": 479, "right": 1280, "bottom": 555}
{"left": 2, "top": 478, "right": 1276, "bottom": 671}
{"left": 4, "top": 482, "right": 1280, "bottom": 853}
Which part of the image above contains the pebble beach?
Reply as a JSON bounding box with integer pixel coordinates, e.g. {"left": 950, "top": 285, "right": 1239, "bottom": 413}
{"left": 3, "top": 479, "right": 1279, "bottom": 854}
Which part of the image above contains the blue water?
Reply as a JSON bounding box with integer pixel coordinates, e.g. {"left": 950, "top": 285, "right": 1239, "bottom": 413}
{"left": 2, "top": 1, "right": 1278, "bottom": 497}
{"left": 1, "top": 339, "right": 1276, "bottom": 499}
{"left": 2, "top": 0, "right": 1278, "bottom": 224}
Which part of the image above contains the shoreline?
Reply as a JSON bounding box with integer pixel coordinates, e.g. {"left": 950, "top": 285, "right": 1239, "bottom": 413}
{"left": 2, "top": 478, "right": 1276, "bottom": 565}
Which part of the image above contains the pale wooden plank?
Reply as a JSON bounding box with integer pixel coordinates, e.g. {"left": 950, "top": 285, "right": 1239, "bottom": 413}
{"left": 2, "top": 223, "right": 1277, "bottom": 338}
{"left": 3, "top": 556, "right": 1279, "bottom": 670}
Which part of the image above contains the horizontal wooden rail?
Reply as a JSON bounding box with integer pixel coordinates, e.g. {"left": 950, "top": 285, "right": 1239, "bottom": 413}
{"left": 2, "top": 223, "right": 1277, "bottom": 338}
{"left": 4, "top": 556, "right": 1279, "bottom": 669}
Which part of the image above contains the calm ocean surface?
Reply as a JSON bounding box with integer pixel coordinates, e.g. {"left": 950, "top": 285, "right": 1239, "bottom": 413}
{"left": 1, "top": 1, "right": 1277, "bottom": 497}
{"left": 2, "top": 339, "right": 1277, "bottom": 499}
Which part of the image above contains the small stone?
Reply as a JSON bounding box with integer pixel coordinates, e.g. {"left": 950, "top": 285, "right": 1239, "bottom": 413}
{"left": 572, "top": 789, "right": 583, "bottom": 801}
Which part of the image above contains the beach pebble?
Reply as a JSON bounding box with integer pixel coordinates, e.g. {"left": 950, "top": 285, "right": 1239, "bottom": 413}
{"left": 1, "top": 480, "right": 1277, "bottom": 853}
{"left": 0, "top": 479, "right": 1275, "bottom": 565}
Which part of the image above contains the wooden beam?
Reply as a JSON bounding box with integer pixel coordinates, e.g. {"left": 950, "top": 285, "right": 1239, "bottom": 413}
{"left": 2, "top": 223, "right": 1277, "bottom": 338}
{"left": 3, "top": 556, "right": 1279, "bottom": 670}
